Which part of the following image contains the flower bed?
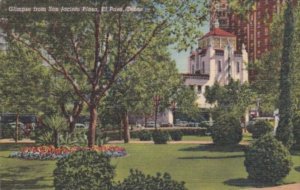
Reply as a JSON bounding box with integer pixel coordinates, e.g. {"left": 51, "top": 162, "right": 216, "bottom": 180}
{"left": 9, "top": 145, "right": 127, "bottom": 160}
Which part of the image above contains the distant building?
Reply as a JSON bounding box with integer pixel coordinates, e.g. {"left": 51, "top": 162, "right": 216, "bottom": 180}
{"left": 183, "top": 27, "right": 248, "bottom": 108}
{"left": 210, "top": 0, "right": 286, "bottom": 63}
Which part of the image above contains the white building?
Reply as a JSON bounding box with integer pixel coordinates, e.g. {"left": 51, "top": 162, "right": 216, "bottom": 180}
{"left": 183, "top": 27, "right": 249, "bottom": 108}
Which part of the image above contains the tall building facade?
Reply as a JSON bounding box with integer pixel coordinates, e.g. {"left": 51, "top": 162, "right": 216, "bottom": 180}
{"left": 184, "top": 28, "right": 248, "bottom": 108}
{"left": 210, "top": 0, "right": 284, "bottom": 62}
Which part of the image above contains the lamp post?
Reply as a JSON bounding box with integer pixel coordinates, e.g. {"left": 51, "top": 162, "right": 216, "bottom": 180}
{"left": 171, "top": 101, "right": 176, "bottom": 126}
{"left": 153, "top": 95, "right": 161, "bottom": 130}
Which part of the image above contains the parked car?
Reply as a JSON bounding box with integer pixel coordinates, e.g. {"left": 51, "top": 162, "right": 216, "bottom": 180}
{"left": 160, "top": 123, "right": 173, "bottom": 127}
{"left": 75, "top": 123, "right": 88, "bottom": 129}
{"left": 187, "top": 122, "right": 200, "bottom": 127}
{"left": 8, "top": 122, "right": 25, "bottom": 129}
{"left": 175, "top": 120, "right": 189, "bottom": 127}
{"left": 145, "top": 121, "right": 160, "bottom": 128}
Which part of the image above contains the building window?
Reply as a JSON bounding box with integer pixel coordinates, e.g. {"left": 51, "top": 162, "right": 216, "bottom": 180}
{"left": 192, "top": 65, "right": 195, "bottom": 74}
{"left": 237, "top": 62, "right": 240, "bottom": 73}
{"left": 202, "top": 61, "right": 205, "bottom": 74}
{"left": 218, "top": 60, "right": 222, "bottom": 72}
{"left": 197, "top": 85, "right": 202, "bottom": 94}
{"left": 196, "top": 62, "right": 199, "bottom": 70}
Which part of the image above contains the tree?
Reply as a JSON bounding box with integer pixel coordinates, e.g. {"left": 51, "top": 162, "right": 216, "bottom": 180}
{"left": 227, "top": 0, "right": 257, "bottom": 18}
{"left": 204, "top": 80, "right": 255, "bottom": 119}
{"left": 276, "top": 0, "right": 295, "bottom": 148}
{"left": 1, "top": 0, "right": 208, "bottom": 147}
{"left": 51, "top": 78, "right": 86, "bottom": 133}
{"left": 0, "top": 43, "right": 54, "bottom": 141}
{"left": 103, "top": 45, "right": 191, "bottom": 142}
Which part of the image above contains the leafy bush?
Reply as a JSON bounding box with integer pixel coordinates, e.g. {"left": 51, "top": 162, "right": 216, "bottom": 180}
{"left": 59, "top": 129, "right": 88, "bottom": 146}
{"left": 211, "top": 115, "right": 242, "bottom": 145}
{"left": 247, "top": 120, "right": 273, "bottom": 139}
{"left": 244, "top": 134, "right": 292, "bottom": 183}
{"left": 179, "top": 128, "right": 206, "bottom": 136}
{"left": 0, "top": 124, "right": 24, "bottom": 140}
{"left": 152, "top": 130, "right": 169, "bottom": 144}
{"left": 169, "top": 130, "right": 183, "bottom": 141}
{"left": 53, "top": 151, "right": 115, "bottom": 190}
{"left": 112, "top": 169, "right": 187, "bottom": 190}
{"left": 139, "top": 130, "right": 152, "bottom": 141}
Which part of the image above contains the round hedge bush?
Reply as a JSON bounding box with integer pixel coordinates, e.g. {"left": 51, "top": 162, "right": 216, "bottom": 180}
{"left": 247, "top": 120, "right": 273, "bottom": 139}
{"left": 112, "top": 169, "right": 187, "bottom": 190}
{"left": 244, "top": 134, "right": 292, "bottom": 183}
{"left": 138, "top": 130, "right": 152, "bottom": 141}
{"left": 293, "top": 113, "right": 300, "bottom": 148}
{"left": 53, "top": 150, "right": 115, "bottom": 190}
{"left": 169, "top": 130, "right": 183, "bottom": 141}
{"left": 152, "top": 130, "right": 169, "bottom": 144}
{"left": 211, "top": 115, "right": 242, "bottom": 145}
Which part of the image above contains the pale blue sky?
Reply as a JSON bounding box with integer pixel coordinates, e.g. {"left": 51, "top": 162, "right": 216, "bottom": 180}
{"left": 172, "top": 24, "right": 209, "bottom": 73}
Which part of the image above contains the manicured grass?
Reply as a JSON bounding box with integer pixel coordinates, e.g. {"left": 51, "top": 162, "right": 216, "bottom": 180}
{"left": 0, "top": 143, "right": 300, "bottom": 190}
{"left": 182, "top": 133, "right": 254, "bottom": 143}
{"left": 0, "top": 144, "right": 56, "bottom": 190}
{"left": 182, "top": 135, "right": 212, "bottom": 141}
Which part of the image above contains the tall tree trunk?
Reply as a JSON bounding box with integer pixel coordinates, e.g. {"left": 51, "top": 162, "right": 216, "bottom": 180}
{"left": 144, "top": 114, "right": 147, "bottom": 127}
{"left": 15, "top": 112, "right": 19, "bottom": 143}
{"left": 69, "top": 118, "right": 76, "bottom": 133}
{"left": 60, "top": 102, "right": 83, "bottom": 133}
{"left": 276, "top": 0, "right": 295, "bottom": 148}
{"left": 88, "top": 104, "right": 97, "bottom": 147}
{"left": 122, "top": 111, "right": 130, "bottom": 143}
{"left": 154, "top": 104, "right": 158, "bottom": 130}
{"left": 53, "top": 130, "right": 59, "bottom": 148}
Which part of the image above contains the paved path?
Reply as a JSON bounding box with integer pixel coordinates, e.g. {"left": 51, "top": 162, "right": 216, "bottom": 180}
{"left": 0, "top": 139, "right": 35, "bottom": 144}
{"left": 0, "top": 139, "right": 250, "bottom": 145}
{"left": 247, "top": 183, "right": 300, "bottom": 190}
{"left": 108, "top": 140, "right": 250, "bottom": 145}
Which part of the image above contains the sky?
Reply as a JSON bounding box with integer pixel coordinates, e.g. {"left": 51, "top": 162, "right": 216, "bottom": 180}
{"left": 171, "top": 24, "right": 209, "bottom": 73}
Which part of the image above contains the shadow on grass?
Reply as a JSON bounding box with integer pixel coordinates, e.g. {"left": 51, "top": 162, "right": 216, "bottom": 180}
{"left": 0, "top": 165, "right": 53, "bottom": 189}
{"left": 0, "top": 176, "right": 53, "bottom": 190}
{"left": 178, "top": 155, "right": 244, "bottom": 160}
{"left": 295, "top": 166, "right": 300, "bottom": 173}
{"left": 224, "top": 178, "right": 279, "bottom": 188}
{"left": 179, "top": 144, "right": 246, "bottom": 153}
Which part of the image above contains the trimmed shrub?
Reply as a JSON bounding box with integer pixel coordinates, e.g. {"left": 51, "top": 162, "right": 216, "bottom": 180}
{"left": 152, "top": 130, "right": 169, "bottom": 144}
{"left": 293, "top": 113, "right": 300, "bottom": 148}
{"left": 211, "top": 115, "right": 242, "bottom": 145}
{"left": 139, "top": 130, "right": 152, "bottom": 141}
{"left": 169, "top": 130, "right": 183, "bottom": 141}
{"left": 179, "top": 128, "right": 206, "bottom": 136}
{"left": 53, "top": 151, "right": 115, "bottom": 190}
{"left": 247, "top": 120, "right": 273, "bottom": 139}
{"left": 112, "top": 169, "right": 187, "bottom": 190}
{"left": 244, "top": 134, "right": 293, "bottom": 183}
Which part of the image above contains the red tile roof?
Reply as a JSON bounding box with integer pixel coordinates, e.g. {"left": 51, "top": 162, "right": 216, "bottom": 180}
{"left": 200, "top": 28, "right": 236, "bottom": 40}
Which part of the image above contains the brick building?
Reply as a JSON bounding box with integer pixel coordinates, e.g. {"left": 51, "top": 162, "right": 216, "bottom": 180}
{"left": 210, "top": 0, "right": 284, "bottom": 62}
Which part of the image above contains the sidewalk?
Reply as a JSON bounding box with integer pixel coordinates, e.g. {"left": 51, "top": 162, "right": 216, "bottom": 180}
{"left": 0, "top": 138, "right": 35, "bottom": 144}
{"left": 247, "top": 183, "right": 300, "bottom": 190}
{"left": 0, "top": 139, "right": 250, "bottom": 145}
{"left": 108, "top": 140, "right": 250, "bottom": 145}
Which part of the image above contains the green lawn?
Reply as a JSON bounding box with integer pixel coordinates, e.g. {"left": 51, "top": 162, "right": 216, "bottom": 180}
{"left": 0, "top": 143, "right": 300, "bottom": 190}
